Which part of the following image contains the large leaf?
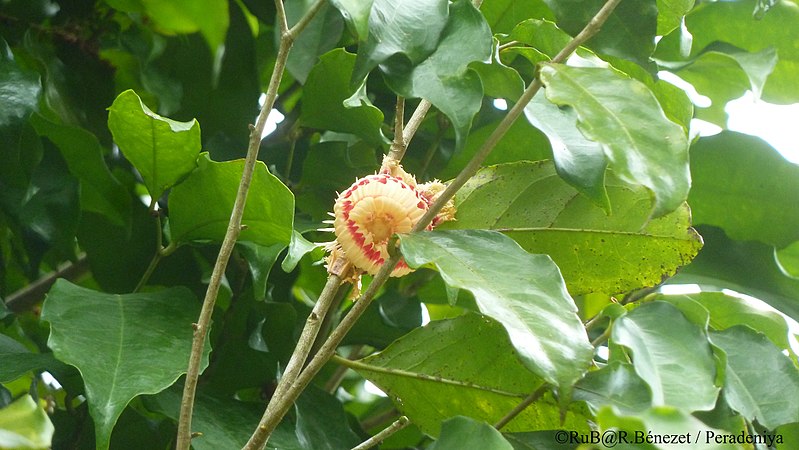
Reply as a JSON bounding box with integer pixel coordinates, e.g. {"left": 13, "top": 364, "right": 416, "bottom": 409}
{"left": 169, "top": 153, "right": 294, "bottom": 247}
{"left": 524, "top": 91, "right": 608, "bottom": 212}
{"left": 30, "top": 113, "right": 131, "bottom": 226}
{"left": 655, "top": 0, "right": 799, "bottom": 103}
{"left": 543, "top": 0, "right": 657, "bottom": 67}
{"left": 539, "top": 64, "right": 690, "bottom": 217}
{"left": 428, "top": 416, "right": 513, "bottom": 450}
{"left": 0, "top": 395, "right": 54, "bottom": 450}
{"left": 0, "top": 50, "right": 40, "bottom": 127}
{"left": 382, "top": 0, "right": 492, "bottom": 147}
{"left": 689, "top": 132, "right": 799, "bottom": 248}
{"left": 400, "top": 230, "right": 593, "bottom": 392}
{"left": 442, "top": 161, "right": 702, "bottom": 296}
{"left": 611, "top": 302, "right": 719, "bottom": 412}
{"left": 709, "top": 326, "right": 799, "bottom": 430}
{"left": 656, "top": 0, "right": 695, "bottom": 35}
{"left": 654, "top": 291, "right": 798, "bottom": 357}
{"left": 480, "top": 0, "right": 554, "bottom": 34}
{"left": 351, "top": 314, "right": 591, "bottom": 436}
{"left": 41, "top": 280, "right": 210, "bottom": 450}
{"left": 329, "top": 0, "right": 373, "bottom": 39}
{"left": 351, "top": 0, "right": 449, "bottom": 82}
{"left": 140, "top": 0, "right": 229, "bottom": 54}
{"left": 107, "top": 89, "right": 201, "bottom": 201}
{"left": 300, "top": 49, "right": 385, "bottom": 145}
{"left": 574, "top": 361, "right": 652, "bottom": 416}
{"left": 284, "top": 0, "right": 344, "bottom": 84}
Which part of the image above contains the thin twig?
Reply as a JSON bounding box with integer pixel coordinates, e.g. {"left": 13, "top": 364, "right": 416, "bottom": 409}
{"left": 386, "top": 97, "right": 406, "bottom": 161}
{"left": 242, "top": 1, "right": 623, "bottom": 446}
{"left": 351, "top": 416, "right": 410, "bottom": 450}
{"left": 4, "top": 254, "right": 89, "bottom": 313}
{"left": 174, "top": 1, "right": 326, "bottom": 448}
{"left": 493, "top": 385, "right": 548, "bottom": 430}
{"left": 324, "top": 345, "right": 365, "bottom": 393}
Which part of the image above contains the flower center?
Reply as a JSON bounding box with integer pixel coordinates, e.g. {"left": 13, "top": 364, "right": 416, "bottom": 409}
{"left": 364, "top": 212, "right": 395, "bottom": 243}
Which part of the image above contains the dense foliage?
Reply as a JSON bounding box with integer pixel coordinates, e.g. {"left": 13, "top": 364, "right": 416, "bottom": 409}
{"left": 2, "top": 0, "right": 799, "bottom": 448}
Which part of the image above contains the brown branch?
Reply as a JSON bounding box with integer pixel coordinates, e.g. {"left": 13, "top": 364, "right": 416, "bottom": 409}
{"left": 4, "top": 255, "right": 89, "bottom": 313}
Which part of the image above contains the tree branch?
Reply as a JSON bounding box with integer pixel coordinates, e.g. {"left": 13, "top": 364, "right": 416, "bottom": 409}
{"left": 352, "top": 416, "right": 410, "bottom": 450}
{"left": 174, "top": 1, "right": 327, "bottom": 448}
{"left": 4, "top": 255, "right": 89, "bottom": 313}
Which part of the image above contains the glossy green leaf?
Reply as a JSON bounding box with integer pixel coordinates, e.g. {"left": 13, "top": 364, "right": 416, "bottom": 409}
{"left": 777, "top": 241, "right": 799, "bottom": 279}
{"left": 611, "top": 302, "right": 719, "bottom": 411}
{"left": 439, "top": 120, "right": 550, "bottom": 180}
{"left": 657, "top": 0, "right": 695, "bottom": 35}
{"left": 524, "top": 91, "right": 608, "bottom": 212}
{"left": 0, "top": 395, "right": 54, "bottom": 450}
{"left": 169, "top": 153, "right": 294, "bottom": 247}
{"left": 664, "top": 47, "right": 777, "bottom": 126}
{"left": 654, "top": 291, "right": 797, "bottom": 356}
{"left": 280, "top": 230, "right": 319, "bottom": 273}
{"left": 574, "top": 361, "right": 652, "bottom": 416}
{"left": 284, "top": 0, "right": 344, "bottom": 84}
{"left": 655, "top": 0, "right": 799, "bottom": 103}
{"left": 672, "top": 226, "right": 799, "bottom": 321}
{"left": 108, "top": 89, "right": 201, "bottom": 201}
{"left": 689, "top": 132, "right": 799, "bottom": 248}
{"left": 300, "top": 49, "right": 385, "bottom": 145}
{"left": 443, "top": 161, "right": 702, "bottom": 296}
{"left": 543, "top": 0, "right": 657, "bottom": 67}
{"left": 508, "top": 19, "right": 572, "bottom": 60}
{"left": 238, "top": 241, "right": 285, "bottom": 300}
{"left": 428, "top": 416, "right": 513, "bottom": 450}
{"left": 330, "top": 0, "right": 373, "bottom": 39}
{"left": 710, "top": 326, "right": 799, "bottom": 430}
{"left": 597, "top": 406, "right": 736, "bottom": 450}
{"left": 0, "top": 51, "right": 40, "bottom": 127}
{"left": 400, "top": 230, "right": 593, "bottom": 391}
{"left": 343, "top": 289, "right": 422, "bottom": 349}
{"left": 41, "top": 280, "right": 209, "bottom": 450}
{"left": 382, "top": 0, "right": 492, "bottom": 147}
{"left": 140, "top": 0, "right": 229, "bottom": 53}
{"left": 471, "top": 42, "right": 525, "bottom": 102}
{"left": 481, "top": 0, "right": 554, "bottom": 34}
{"left": 30, "top": 113, "right": 131, "bottom": 226}
{"left": 351, "top": 314, "right": 591, "bottom": 436}
{"left": 539, "top": 64, "right": 690, "bottom": 217}
{"left": 293, "top": 387, "right": 362, "bottom": 449}
{"left": 351, "top": 0, "right": 449, "bottom": 82}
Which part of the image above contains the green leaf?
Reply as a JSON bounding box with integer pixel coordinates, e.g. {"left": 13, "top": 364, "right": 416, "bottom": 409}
{"left": 655, "top": 0, "right": 799, "bottom": 103}
{"left": 284, "top": 0, "right": 344, "bottom": 84}
{"left": 689, "top": 132, "right": 799, "bottom": 248}
{"left": 280, "top": 230, "right": 319, "bottom": 273}
{"left": 351, "top": 0, "right": 449, "bottom": 82}
{"left": 30, "top": 113, "right": 131, "bottom": 226}
{"left": 400, "top": 230, "right": 593, "bottom": 392}
{"left": 574, "top": 361, "right": 652, "bottom": 416}
{"left": 350, "top": 314, "right": 591, "bottom": 436}
{"left": 480, "top": 0, "right": 554, "bottom": 34}
{"left": 539, "top": 64, "right": 690, "bottom": 217}
{"left": 0, "top": 334, "right": 61, "bottom": 383}
{"left": 611, "top": 302, "right": 719, "bottom": 411}
{"left": 508, "top": 19, "right": 572, "bottom": 60}
{"left": 239, "top": 241, "right": 285, "bottom": 301}
{"left": 140, "top": 0, "right": 229, "bottom": 54}
{"left": 777, "top": 241, "right": 799, "bottom": 279}
{"left": 655, "top": 291, "right": 798, "bottom": 357}
{"left": 343, "top": 289, "right": 422, "bottom": 349}
{"left": 471, "top": 41, "right": 525, "bottom": 102}
{"left": 293, "top": 387, "right": 362, "bottom": 449}
{"left": 656, "top": 0, "right": 695, "bottom": 35}
{"left": 382, "top": 0, "right": 492, "bottom": 147}
{"left": 597, "top": 406, "right": 737, "bottom": 450}
{"left": 41, "top": 280, "right": 210, "bottom": 450}
{"left": 524, "top": 91, "right": 608, "bottom": 212}
{"left": 429, "top": 416, "right": 513, "bottom": 450}
{"left": 330, "top": 0, "right": 373, "bottom": 39}
{"left": 0, "top": 395, "right": 54, "bottom": 450}
{"left": 0, "top": 51, "right": 41, "bottom": 127}
{"left": 108, "top": 90, "right": 201, "bottom": 201}
{"left": 709, "top": 326, "right": 799, "bottom": 430}
{"left": 300, "top": 49, "right": 385, "bottom": 145}
{"left": 663, "top": 47, "right": 778, "bottom": 126}
{"left": 169, "top": 153, "right": 294, "bottom": 247}
{"left": 543, "top": 0, "right": 657, "bottom": 67}
{"left": 439, "top": 120, "right": 550, "bottom": 181}
{"left": 443, "top": 161, "right": 702, "bottom": 296}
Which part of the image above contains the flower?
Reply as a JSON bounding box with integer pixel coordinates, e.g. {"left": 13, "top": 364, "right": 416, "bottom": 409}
{"left": 332, "top": 173, "right": 430, "bottom": 277}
